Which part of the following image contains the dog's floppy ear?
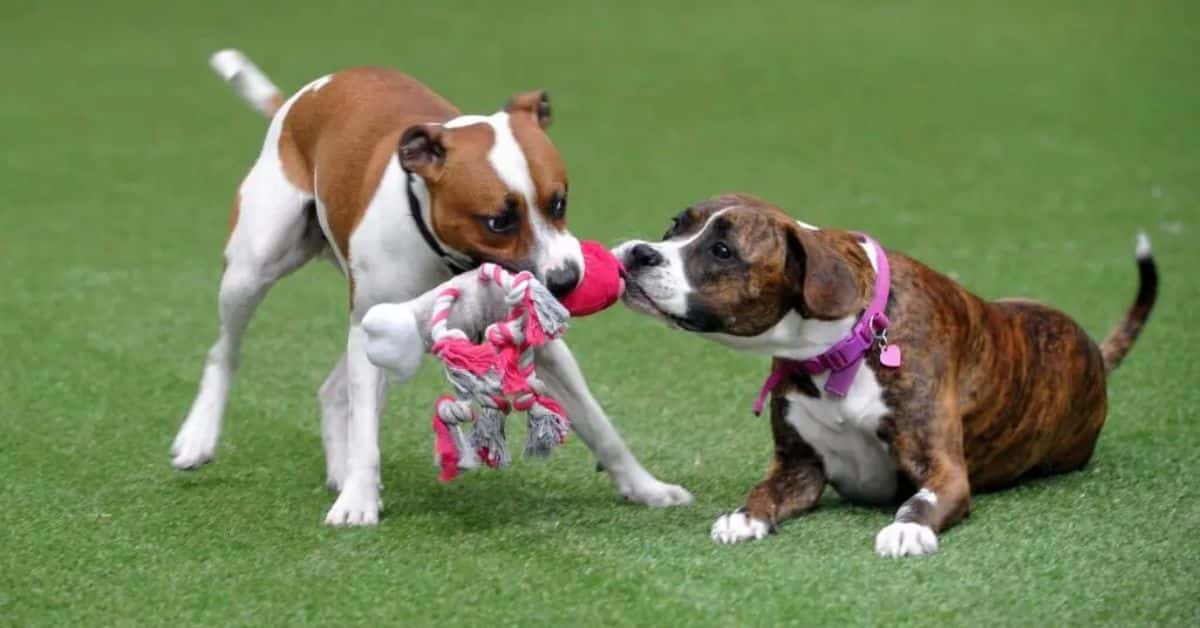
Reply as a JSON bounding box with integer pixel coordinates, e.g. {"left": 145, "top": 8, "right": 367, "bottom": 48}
{"left": 504, "top": 89, "right": 551, "bottom": 128}
{"left": 398, "top": 124, "right": 447, "bottom": 181}
{"left": 785, "top": 224, "right": 861, "bottom": 320}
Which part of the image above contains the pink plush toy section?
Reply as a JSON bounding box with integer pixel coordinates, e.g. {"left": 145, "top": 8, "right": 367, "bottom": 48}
{"left": 559, "top": 240, "right": 625, "bottom": 317}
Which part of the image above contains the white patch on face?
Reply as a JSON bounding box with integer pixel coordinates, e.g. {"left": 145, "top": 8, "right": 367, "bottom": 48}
{"left": 481, "top": 112, "right": 536, "bottom": 201}
{"left": 443, "top": 112, "right": 582, "bottom": 279}
{"left": 796, "top": 220, "right": 820, "bottom": 231}
{"left": 613, "top": 209, "right": 729, "bottom": 319}
{"left": 527, "top": 203, "right": 580, "bottom": 278}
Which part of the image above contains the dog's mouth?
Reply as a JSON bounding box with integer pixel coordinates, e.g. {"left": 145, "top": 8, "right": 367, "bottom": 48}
{"left": 621, "top": 279, "right": 707, "bottom": 332}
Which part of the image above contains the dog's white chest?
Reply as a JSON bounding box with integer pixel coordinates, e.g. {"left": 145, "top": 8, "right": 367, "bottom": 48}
{"left": 783, "top": 367, "right": 897, "bottom": 504}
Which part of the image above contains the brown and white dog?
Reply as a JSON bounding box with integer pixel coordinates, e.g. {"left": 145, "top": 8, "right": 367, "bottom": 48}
{"left": 614, "top": 194, "right": 1156, "bottom": 556}
{"left": 170, "top": 51, "right": 691, "bottom": 526}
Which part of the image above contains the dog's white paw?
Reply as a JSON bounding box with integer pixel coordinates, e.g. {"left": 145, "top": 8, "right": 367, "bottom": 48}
{"left": 170, "top": 424, "right": 217, "bottom": 470}
{"left": 874, "top": 522, "right": 938, "bottom": 558}
{"left": 324, "top": 484, "right": 382, "bottom": 527}
{"left": 711, "top": 511, "right": 770, "bottom": 544}
{"left": 617, "top": 473, "right": 694, "bottom": 508}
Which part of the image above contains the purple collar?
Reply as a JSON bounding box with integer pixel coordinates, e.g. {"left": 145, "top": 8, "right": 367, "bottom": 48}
{"left": 752, "top": 233, "right": 900, "bottom": 414}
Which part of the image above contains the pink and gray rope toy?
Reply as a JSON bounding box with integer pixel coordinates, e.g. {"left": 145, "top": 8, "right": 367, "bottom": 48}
{"left": 362, "top": 241, "right": 624, "bottom": 482}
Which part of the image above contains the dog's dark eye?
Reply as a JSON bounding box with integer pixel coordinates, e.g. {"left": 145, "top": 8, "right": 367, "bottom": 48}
{"left": 710, "top": 241, "right": 732, "bottom": 259}
{"left": 485, "top": 198, "right": 520, "bottom": 234}
{"left": 549, "top": 192, "right": 567, "bottom": 220}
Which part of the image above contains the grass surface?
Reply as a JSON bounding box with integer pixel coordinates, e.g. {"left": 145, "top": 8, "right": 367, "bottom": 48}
{"left": 2, "top": 0, "right": 1199, "bottom": 625}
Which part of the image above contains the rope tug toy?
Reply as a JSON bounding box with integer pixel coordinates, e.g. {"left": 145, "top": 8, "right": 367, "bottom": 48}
{"left": 361, "top": 241, "right": 624, "bottom": 482}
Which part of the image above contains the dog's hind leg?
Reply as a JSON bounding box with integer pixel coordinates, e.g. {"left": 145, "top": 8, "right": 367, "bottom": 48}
{"left": 171, "top": 147, "right": 322, "bottom": 469}
{"left": 317, "top": 354, "right": 350, "bottom": 490}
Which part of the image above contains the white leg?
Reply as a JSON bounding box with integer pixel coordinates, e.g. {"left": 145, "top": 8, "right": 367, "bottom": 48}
{"left": 171, "top": 264, "right": 267, "bottom": 468}
{"left": 324, "top": 323, "right": 388, "bottom": 526}
{"left": 318, "top": 354, "right": 349, "bottom": 490}
{"left": 171, "top": 192, "right": 319, "bottom": 469}
{"left": 170, "top": 102, "right": 323, "bottom": 469}
{"left": 535, "top": 339, "right": 692, "bottom": 507}
{"left": 319, "top": 349, "right": 395, "bottom": 492}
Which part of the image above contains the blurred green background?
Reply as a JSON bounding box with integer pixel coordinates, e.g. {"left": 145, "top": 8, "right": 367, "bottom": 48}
{"left": 2, "top": 1, "right": 1197, "bottom": 625}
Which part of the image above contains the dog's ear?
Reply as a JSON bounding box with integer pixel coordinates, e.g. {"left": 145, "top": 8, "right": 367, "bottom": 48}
{"left": 504, "top": 89, "right": 551, "bottom": 128}
{"left": 398, "top": 124, "right": 447, "bottom": 181}
{"left": 785, "top": 224, "right": 861, "bottom": 320}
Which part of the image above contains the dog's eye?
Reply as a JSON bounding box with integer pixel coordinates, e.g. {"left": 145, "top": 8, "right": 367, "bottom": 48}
{"left": 710, "top": 241, "right": 732, "bottom": 259}
{"left": 485, "top": 198, "right": 520, "bottom": 234}
{"left": 549, "top": 192, "right": 567, "bottom": 220}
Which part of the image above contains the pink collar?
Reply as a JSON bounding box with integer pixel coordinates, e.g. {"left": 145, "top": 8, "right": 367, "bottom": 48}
{"left": 752, "top": 233, "right": 900, "bottom": 414}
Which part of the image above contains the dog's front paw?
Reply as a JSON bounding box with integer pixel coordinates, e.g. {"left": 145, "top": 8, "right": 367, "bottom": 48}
{"left": 711, "top": 511, "right": 770, "bottom": 544}
{"left": 170, "top": 423, "right": 217, "bottom": 470}
{"left": 617, "top": 473, "right": 694, "bottom": 508}
{"left": 874, "top": 522, "right": 938, "bottom": 558}
{"left": 324, "top": 484, "right": 382, "bottom": 527}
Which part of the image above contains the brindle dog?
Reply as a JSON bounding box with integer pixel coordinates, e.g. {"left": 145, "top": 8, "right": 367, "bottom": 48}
{"left": 615, "top": 194, "right": 1156, "bottom": 557}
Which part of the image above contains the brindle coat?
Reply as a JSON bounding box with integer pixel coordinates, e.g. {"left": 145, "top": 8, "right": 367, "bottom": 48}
{"left": 647, "top": 195, "right": 1156, "bottom": 538}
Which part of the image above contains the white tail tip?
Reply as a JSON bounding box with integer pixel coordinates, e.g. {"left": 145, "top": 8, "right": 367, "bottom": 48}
{"left": 1135, "top": 231, "right": 1152, "bottom": 260}
{"left": 209, "top": 49, "right": 282, "bottom": 117}
{"left": 209, "top": 49, "right": 247, "bottom": 81}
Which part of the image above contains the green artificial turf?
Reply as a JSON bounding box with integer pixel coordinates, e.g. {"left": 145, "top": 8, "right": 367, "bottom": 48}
{"left": 2, "top": 0, "right": 1198, "bottom": 625}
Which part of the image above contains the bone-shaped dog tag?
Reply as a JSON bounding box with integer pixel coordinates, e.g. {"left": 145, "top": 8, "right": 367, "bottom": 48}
{"left": 880, "top": 344, "right": 902, "bottom": 368}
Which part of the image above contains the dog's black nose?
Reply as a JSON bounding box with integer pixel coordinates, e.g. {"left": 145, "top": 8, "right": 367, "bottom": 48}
{"left": 627, "top": 243, "right": 663, "bottom": 269}
{"left": 545, "top": 263, "right": 581, "bottom": 298}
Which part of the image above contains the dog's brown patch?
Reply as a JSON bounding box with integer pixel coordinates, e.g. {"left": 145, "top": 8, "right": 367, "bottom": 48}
{"left": 266, "top": 68, "right": 570, "bottom": 292}
{"left": 424, "top": 122, "right": 534, "bottom": 268}
{"left": 277, "top": 67, "right": 460, "bottom": 262}
{"left": 866, "top": 255, "right": 1111, "bottom": 493}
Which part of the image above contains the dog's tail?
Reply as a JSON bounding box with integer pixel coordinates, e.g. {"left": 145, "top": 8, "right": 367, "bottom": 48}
{"left": 209, "top": 49, "right": 284, "bottom": 118}
{"left": 1099, "top": 232, "right": 1158, "bottom": 373}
